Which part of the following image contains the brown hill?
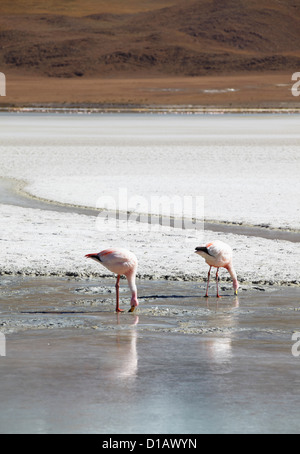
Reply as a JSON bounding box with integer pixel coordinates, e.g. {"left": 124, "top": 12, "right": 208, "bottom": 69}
{"left": 1, "top": 0, "right": 300, "bottom": 79}
{"left": 0, "top": 0, "right": 181, "bottom": 16}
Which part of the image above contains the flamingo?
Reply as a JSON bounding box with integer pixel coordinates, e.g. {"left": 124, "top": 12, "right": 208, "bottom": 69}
{"left": 195, "top": 240, "right": 239, "bottom": 297}
{"left": 85, "top": 248, "right": 139, "bottom": 313}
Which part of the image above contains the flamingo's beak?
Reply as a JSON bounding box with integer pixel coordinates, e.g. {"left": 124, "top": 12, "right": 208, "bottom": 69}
{"left": 234, "top": 290, "right": 238, "bottom": 296}
{"left": 85, "top": 253, "right": 101, "bottom": 262}
{"left": 128, "top": 306, "right": 136, "bottom": 313}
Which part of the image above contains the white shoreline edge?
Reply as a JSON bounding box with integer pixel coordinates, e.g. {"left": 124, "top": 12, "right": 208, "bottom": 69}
{"left": 1, "top": 106, "right": 300, "bottom": 115}
{"left": 0, "top": 178, "right": 299, "bottom": 287}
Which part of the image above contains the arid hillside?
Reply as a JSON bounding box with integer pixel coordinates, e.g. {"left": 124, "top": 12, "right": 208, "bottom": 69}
{"left": 0, "top": 0, "right": 299, "bottom": 106}
{"left": 1, "top": 0, "right": 300, "bottom": 78}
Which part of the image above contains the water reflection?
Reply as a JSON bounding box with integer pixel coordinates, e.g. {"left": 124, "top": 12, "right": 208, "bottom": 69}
{"left": 207, "top": 338, "right": 233, "bottom": 363}
{"left": 205, "top": 296, "right": 240, "bottom": 364}
{"left": 206, "top": 295, "right": 239, "bottom": 309}
{"left": 114, "top": 314, "right": 139, "bottom": 381}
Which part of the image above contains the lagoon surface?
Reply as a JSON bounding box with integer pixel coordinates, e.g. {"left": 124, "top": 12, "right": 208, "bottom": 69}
{"left": 0, "top": 276, "right": 300, "bottom": 434}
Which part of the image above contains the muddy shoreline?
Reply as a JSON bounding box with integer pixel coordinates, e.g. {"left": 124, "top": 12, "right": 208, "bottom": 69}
{"left": 1, "top": 275, "right": 299, "bottom": 337}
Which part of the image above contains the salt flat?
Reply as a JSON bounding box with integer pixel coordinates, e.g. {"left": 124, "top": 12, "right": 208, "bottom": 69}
{"left": 0, "top": 202, "right": 299, "bottom": 285}
{"left": 0, "top": 113, "right": 299, "bottom": 229}
{"left": 0, "top": 113, "right": 299, "bottom": 285}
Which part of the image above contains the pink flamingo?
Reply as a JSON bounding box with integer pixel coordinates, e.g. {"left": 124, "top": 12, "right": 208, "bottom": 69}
{"left": 85, "top": 248, "right": 139, "bottom": 313}
{"left": 195, "top": 240, "right": 239, "bottom": 298}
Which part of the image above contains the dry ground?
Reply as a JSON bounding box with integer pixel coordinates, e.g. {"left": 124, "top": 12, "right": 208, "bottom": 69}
{"left": 1, "top": 72, "right": 297, "bottom": 108}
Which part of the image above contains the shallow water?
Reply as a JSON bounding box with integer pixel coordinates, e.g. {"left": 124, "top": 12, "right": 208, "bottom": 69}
{"left": 0, "top": 276, "right": 300, "bottom": 434}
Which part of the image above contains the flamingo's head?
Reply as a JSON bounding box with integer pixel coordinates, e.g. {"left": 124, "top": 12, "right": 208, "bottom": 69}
{"left": 85, "top": 253, "right": 101, "bottom": 263}
{"left": 128, "top": 294, "right": 139, "bottom": 312}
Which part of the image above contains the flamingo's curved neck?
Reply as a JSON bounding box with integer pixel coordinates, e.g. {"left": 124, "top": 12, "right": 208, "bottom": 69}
{"left": 126, "top": 272, "right": 138, "bottom": 306}
{"left": 226, "top": 262, "right": 239, "bottom": 291}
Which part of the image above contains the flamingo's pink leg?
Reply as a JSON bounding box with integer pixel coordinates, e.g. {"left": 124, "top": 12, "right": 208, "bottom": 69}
{"left": 205, "top": 266, "right": 212, "bottom": 297}
{"left": 115, "top": 275, "right": 124, "bottom": 312}
{"left": 216, "top": 267, "right": 221, "bottom": 298}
